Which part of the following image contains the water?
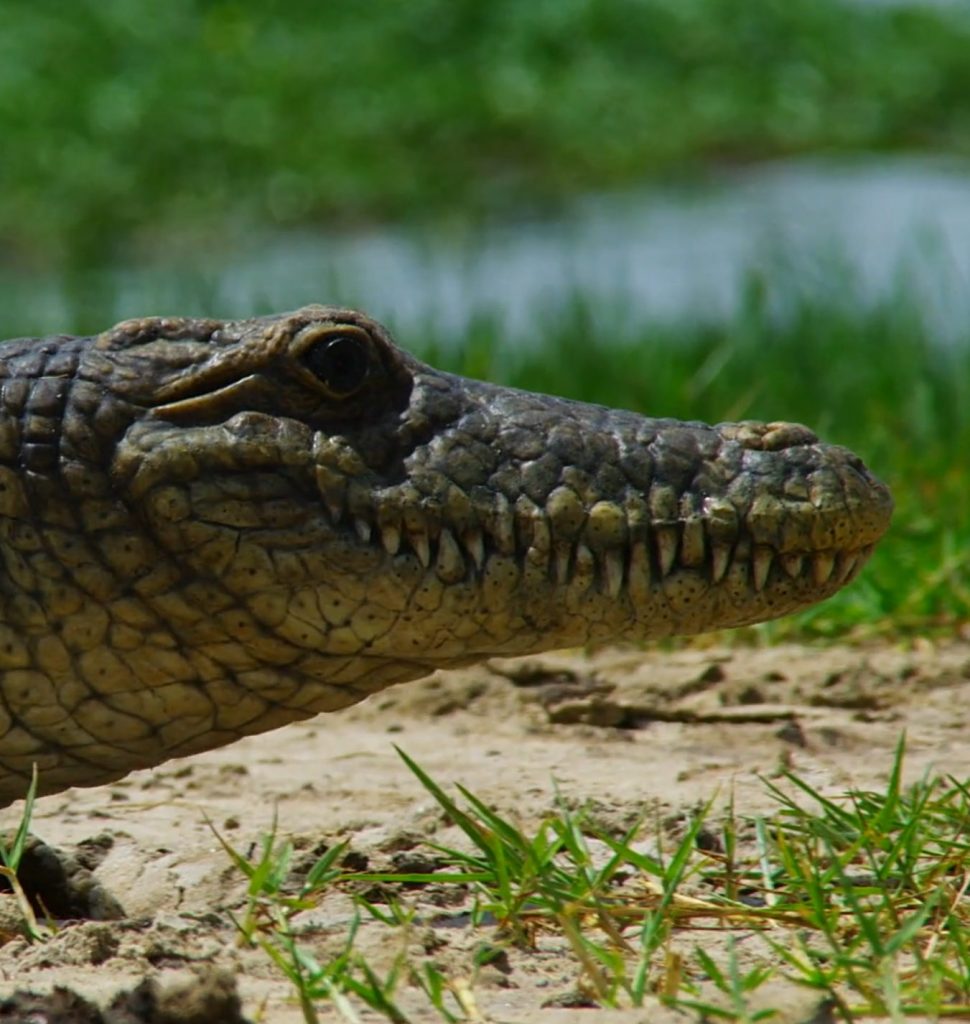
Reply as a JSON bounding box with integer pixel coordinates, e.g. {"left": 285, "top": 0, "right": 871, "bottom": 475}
{"left": 6, "top": 156, "right": 970, "bottom": 345}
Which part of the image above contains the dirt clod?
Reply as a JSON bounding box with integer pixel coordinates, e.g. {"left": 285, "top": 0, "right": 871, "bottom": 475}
{"left": 1, "top": 836, "right": 125, "bottom": 921}
{"left": 0, "top": 969, "right": 248, "bottom": 1024}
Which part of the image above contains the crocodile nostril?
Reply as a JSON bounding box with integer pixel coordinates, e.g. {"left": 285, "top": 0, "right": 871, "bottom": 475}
{"left": 718, "top": 421, "right": 818, "bottom": 451}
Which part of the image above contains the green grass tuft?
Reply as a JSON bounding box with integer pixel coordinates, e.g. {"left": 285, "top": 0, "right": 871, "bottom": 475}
{"left": 217, "top": 747, "right": 970, "bottom": 1020}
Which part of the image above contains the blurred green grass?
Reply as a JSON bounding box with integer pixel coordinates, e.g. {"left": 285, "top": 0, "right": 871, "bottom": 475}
{"left": 3, "top": 0, "right": 970, "bottom": 266}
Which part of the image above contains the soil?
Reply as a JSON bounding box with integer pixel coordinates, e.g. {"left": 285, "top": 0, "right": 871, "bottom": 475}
{"left": 1, "top": 637, "right": 969, "bottom": 1023}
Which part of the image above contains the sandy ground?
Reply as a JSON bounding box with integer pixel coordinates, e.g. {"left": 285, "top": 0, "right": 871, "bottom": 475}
{"left": 1, "top": 636, "right": 968, "bottom": 1022}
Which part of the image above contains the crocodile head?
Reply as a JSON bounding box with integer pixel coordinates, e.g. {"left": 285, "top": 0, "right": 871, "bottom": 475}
{"left": 104, "top": 305, "right": 891, "bottom": 672}
{"left": 0, "top": 305, "right": 892, "bottom": 801}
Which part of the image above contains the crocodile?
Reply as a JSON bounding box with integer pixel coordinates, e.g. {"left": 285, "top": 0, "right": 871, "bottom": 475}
{"left": 0, "top": 305, "right": 892, "bottom": 807}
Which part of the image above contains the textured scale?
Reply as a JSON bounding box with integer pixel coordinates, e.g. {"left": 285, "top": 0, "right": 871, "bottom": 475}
{"left": 0, "top": 306, "right": 893, "bottom": 806}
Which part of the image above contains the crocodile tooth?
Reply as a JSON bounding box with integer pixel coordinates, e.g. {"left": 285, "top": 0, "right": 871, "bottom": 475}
{"left": 780, "top": 553, "right": 804, "bottom": 579}
{"left": 314, "top": 464, "right": 346, "bottom": 524}
{"left": 410, "top": 531, "right": 431, "bottom": 568}
{"left": 554, "top": 543, "right": 571, "bottom": 583}
{"left": 573, "top": 543, "right": 594, "bottom": 590}
{"left": 603, "top": 549, "right": 624, "bottom": 598}
{"left": 812, "top": 551, "right": 835, "bottom": 585}
{"left": 529, "top": 511, "right": 551, "bottom": 554}
{"left": 752, "top": 546, "right": 773, "bottom": 592}
{"left": 628, "top": 540, "right": 651, "bottom": 600}
{"left": 436, "top": 529, "right": 465, "bottom": 582}
{"left": 710, "top": 543, "right": 731, "bottom": 584}
{"left": 381, "top": 524, "right": 401, "bottom": 556}
{"left": 655, "top": 526, "right": 679, "bottom": 578}
{"left": 834, "top": 551, "right": 858, "bottom": 583}
{"left": 462, "top": 528, "right": 485, "bottom": 569}
{"left": 680, "top": 516, "right": 706, "bottom": 567}
{"left": 492, "top": 494, "right": 515, "bottom": 554}
{"left": 525, "top": 546, "right": 549, "bottom": 577}
{"left": 354, "top": 518, "right": 371, "bottom": 544}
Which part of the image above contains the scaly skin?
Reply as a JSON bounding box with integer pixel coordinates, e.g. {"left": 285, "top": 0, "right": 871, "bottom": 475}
{"left": 0, "top": 306, "right": 892, "bottom": 806}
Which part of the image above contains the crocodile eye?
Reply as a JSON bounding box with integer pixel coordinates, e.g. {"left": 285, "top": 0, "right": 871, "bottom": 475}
{"left": 303, "top": 334, "right": 370, "bottom": 396}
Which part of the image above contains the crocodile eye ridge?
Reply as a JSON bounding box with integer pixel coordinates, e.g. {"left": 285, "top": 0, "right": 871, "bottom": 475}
{"left": 303, "top": 334, "right": 370, "bottom": 396}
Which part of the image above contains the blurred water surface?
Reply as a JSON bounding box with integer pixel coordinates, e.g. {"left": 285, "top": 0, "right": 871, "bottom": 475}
{"left": 4, "top": 156, "right": 969, "bottom": 346}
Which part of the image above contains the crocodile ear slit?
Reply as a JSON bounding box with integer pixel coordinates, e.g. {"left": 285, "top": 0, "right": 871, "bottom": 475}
{"left": 151, "top": 375, "right": 270, "bottom": 423}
